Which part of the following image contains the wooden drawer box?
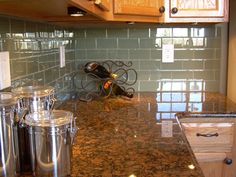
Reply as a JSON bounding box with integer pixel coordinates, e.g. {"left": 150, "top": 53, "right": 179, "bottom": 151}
{"left": 181, "top": 123, "right": 234, "bottom": 153}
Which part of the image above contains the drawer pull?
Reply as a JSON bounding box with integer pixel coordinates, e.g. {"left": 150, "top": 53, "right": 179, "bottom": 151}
{"left": 196, "top": 133, "right": 219, "bottom": 137}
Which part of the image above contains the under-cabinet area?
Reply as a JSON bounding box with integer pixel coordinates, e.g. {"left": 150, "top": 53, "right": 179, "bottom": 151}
{"left": 0, "top": 0, "right": 229, "bottom": 25}
{"left": 180, "top": 117, "right": 236, "bottom": 177}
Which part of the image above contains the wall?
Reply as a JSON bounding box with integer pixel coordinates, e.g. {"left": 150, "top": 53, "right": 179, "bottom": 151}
{"left": 74, "top": 25, "right": 224, "bottom": 93}
{"left": 0, "top": 15, "right": 76, "bottom": 100}
{"left": 0, "top": 15, "right": 226, "bottom": 99}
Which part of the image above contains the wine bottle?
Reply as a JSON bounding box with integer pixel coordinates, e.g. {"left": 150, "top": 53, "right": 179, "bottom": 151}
{"left": 103, "top": 81, "right": 133, "bottom": 98}
{"left": 84, "top": 62, "right": 117, "bottom": 79}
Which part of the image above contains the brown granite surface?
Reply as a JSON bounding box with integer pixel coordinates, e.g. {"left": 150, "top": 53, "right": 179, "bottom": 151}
{"left": 59, "top": 92, "right": 236, "bottom": 177}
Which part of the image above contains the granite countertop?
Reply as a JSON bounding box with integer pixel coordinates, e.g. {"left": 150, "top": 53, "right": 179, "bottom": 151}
{"left": 59, "top": 92, "right": 236, "bottom": 177}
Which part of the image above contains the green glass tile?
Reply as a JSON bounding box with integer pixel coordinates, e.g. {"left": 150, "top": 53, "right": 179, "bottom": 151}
{"left": 215, "top": 71, "right": 220, "bottom": 80}
{"left": 107, "top": 49, "right": 129, "bottom": 60}
{"left": 34, "top": 71, "right": 45, "bottom": 85}
{"left": 130, "top": 49, "right": 150, "bottom": 60}
{"left": 27, "top": 57, "right": 39, "bottom": 74}
{"left": 129, "top": 28, "right": 149, "bottom": 38}
{"left": 97, "top": 38, "right": 117, "bottom": 49}
{"left": 140, "top": 38, "right": 161, "bottom": 48}
{"left": 38, "top": 55, "right": 56, "bottom": 70}
{"left": 76, "top": 38, "right": 96, "bottom": 49}
{"left": 204, "top": 27, "right": 216, "bottom": 37}
{"left": 194, "top": 49, "right": 215, "bottom": 59}
{"left": 205, "top": 81, "right": 219, "bottom": 92}
{"left": 140, "top": 61, "right": 160, "bottom": 70}
{"left": 140, "top": 81, "right": 160, "bottom": 91}
{"left": 174, "top": 50, "right": 194, "bottom": 59}
{"left": 151, "top": 49, "right": 162, "bottom": 59}
{"left": 160, "top": 61, "right": 182, "bottom": 70}
{"left": 162, "top": 38, "right": 173, "bottom": 45}
{"left": 107, "top": 29, "right": 128, "bottom": 38}
{"left": 150, "top": 71, "right": 160, "bottom": 80}
{"left": 206, "top": 38, "right": 221, "bottom": 48}
{"left": 86, "top": 29, "right": 106, "bottom": 38}
{"left": 193, "top": 71, "right": 215, "bottom": 80}
{"left": 75, "top": 50, "right": 87, "bottom": 60}
{"left": 86, "top": 49, "right": 107, "bottom": 60}
{"left": 153, "top": 28, "right": 172, "bottom": 37}
{"left": 45, "top": 67, "right": 59, "bottom": 83}
{"left": 11, "top": 59, "right": 27, "bottom": 79}
{"left": 59, "top": 67, "right": 66, "bottom": 77}
{"left": 11, "top": 19, "right": 24, "bottom": 36}
{"left": 182, "top": 61, "right": 203, "bottom": 70}
{"left": 171, "top": 71, "right": 194, "bottom": 79}
{"left": 216, "top": 49, "right": 221, "bottom": 59}
{"left": 173, "top": 28, "right": 189, "bottom": 37}
{"left": 205, "top": 60, "right": 220, "bottom": 69}
{"left": 0, "top": 16, "right": 10, "bottom": 35}
{"left": 118, "top": 39, "right": 139, "bottom": 49}
{"left": 138, "top": 71, "right": 151, "bottom": 80}
{"left": 74, "top": 30, "right": 86, "bottom": 38}
{"left": 159, "top": 71, "right": 172, "bottom": 79}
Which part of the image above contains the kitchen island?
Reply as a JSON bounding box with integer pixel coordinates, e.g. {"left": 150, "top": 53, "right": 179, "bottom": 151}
{"left": 60, "top": 92, "right": 236, "bottom": 177}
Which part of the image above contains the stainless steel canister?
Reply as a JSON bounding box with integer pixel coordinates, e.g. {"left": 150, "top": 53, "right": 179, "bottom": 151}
{"left": 12, "top": 85, "right": 56, "bottom": 113}
{"left": 11, "top": 85, "right": 56, "bottom": 174}
{"left": 0, "top": 92, "right": 19, "bottom": 177}
{"left": 25, "top": 110, "right": 78, "bottom": 177}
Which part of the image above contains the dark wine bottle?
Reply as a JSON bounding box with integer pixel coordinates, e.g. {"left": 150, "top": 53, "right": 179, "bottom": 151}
{"left": 84, "top": 62, "right": 116, "bottom": 79}
{"left": 103, "top": 81, "right": 133, "bottom": 98}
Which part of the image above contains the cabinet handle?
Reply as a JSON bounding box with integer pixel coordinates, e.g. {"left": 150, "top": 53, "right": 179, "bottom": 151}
{"left": 171, "top": 7, "right": 178, "bottom": 14}
{"left": 159, "top": 6, "right": 165, "bottom": 13}
{"left": 224, "top": 158, "right": 233, "bottom": 165}
{"left": 196, "top": 133, "right": 219, "bottom": 137}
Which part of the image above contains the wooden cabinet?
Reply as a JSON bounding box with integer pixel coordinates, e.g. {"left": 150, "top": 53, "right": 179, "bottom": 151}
{"left": 0, "top": 0, "right": 229, "bottom": 25}
{"left": 182, "top": 122, "right": 233, "bottom": 152}
{"left": 181, "top": 121, "right": 234, "bottom": 177}
{"left": 94, "top": 0, "right": 110, "bottom": 11}
{"left": 113, "top": 0, "right": 163, "bottom": 17}
{"left": 165, "top": 0, "right": 229, "bottom": 22}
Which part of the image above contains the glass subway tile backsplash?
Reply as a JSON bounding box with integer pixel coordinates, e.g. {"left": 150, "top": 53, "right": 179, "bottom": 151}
{"left": 0, "top": 14, "right": 224, "bottom": 96}
{"left": 0, "top": 15, "right": 76, "bottom": 99}
{"left": 75, "top": 26, "right": 223, "bottom": 93}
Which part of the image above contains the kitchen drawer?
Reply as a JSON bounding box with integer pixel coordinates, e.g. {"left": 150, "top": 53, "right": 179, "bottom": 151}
{"left": 181, "top": 123, "right": 234, "bottom": 153}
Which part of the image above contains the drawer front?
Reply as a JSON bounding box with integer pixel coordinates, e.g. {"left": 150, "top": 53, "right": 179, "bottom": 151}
{"left": 182, "top": 123, "right": 234, "bottom": 152}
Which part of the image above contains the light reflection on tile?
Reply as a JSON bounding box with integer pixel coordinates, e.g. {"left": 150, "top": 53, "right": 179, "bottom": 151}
{"left": 157, "top": 103, "right": 171, "bottom": 112}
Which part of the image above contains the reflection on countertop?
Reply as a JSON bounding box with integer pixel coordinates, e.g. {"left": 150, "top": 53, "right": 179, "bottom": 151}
{"left": 59, "top": 92, "right": 236, "bottom": 177}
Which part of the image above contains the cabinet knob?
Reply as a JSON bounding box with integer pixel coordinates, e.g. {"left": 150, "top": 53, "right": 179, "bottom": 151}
{"left": 171, "top": 7, "right": 178, "bottom": 14}
{"left": 224, "top": 158, "right": 233, "bottom": 165}
{"left": 159, "top": 6, "right": 165, "bottom": 13}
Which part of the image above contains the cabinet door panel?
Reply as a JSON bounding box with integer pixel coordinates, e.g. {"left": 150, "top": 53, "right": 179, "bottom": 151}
{"left": 170, "top": 0, "right": 224, "bottom": 17}
{"left": 114, "top": 0, "right": 162, "bottom": 17}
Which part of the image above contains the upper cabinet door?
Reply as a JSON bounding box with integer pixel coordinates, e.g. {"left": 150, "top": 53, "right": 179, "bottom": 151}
{"left": 114, "top": 0, "right": 163, "bottom": 17}
{"left": 170, "top": 0, "right": 223, "bottom": 17}
{"left": 166, "top": 0, "right": 229, "bottom": 22}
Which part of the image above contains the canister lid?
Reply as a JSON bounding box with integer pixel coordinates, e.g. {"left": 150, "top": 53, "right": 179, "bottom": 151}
{"left": 25, "top": 110, "right": 73, "bottom": 127}
{"left": 0, "top": 92, "right": 18, "bottom": 107}
{"left": 11, "top": 85, "right": 54, "bottom": 98}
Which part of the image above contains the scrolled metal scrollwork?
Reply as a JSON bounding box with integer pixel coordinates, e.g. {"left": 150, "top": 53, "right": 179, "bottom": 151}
{"left": 72, "top": 60, "right": 137, "bottom": 101}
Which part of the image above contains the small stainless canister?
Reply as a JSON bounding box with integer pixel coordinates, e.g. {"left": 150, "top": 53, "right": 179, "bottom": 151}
{"left": 12, "top": 85, "right": 56, "bottom": 113}
{"left": 25, "top": 110, "right": 78, "bottom": 177}
{"left": 11, "top": 85, "right": 56, "bottom": 174}
{"left": 0, "top": 92, "right": 19, "bottom": 177}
